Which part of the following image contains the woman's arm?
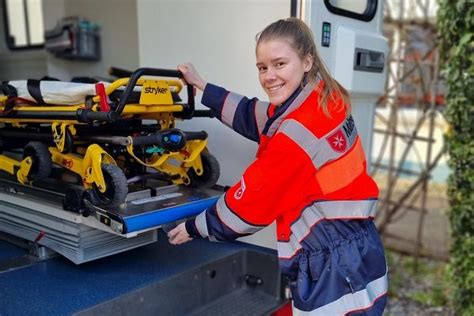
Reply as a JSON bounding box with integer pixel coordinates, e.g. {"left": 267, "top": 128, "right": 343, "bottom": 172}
{"left": 177, "top": 63, "right": 270, "bottom": 142}
{"left": 168, "top": 132, "right": 311, "bottom": 244}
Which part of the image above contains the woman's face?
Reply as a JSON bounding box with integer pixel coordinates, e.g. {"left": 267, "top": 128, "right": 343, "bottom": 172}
{"left": 256, "top": 39, "right": 312, "bottom": 106}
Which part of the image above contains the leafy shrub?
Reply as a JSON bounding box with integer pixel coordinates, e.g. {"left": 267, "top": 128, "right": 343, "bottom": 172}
{"left": 437, "top": 1, "right": 474, "bottom": 315}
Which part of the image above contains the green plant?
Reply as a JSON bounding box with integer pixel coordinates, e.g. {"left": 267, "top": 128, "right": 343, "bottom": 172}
{"left": 389, "top": 251, "right": 451, "bottom": 307}
{"left": 437, "top": 1, "right": 474, "bottom": 315}
{"left": 386, "top": 251, "right": 404, "bottom": 297}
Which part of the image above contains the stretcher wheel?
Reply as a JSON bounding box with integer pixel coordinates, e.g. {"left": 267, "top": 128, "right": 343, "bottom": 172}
{"left": 188, "top": 151, "right": 220, "bottom": 188}
{"left": 91, "top": 163, "right": 128, "bottom": 206}
{"left": 23, "top": 142, "right": 52, "bottom": 181}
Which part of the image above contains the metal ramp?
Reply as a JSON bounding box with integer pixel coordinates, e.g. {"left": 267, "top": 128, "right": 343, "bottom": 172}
{"left": 0, "top": 179, "right": 221, "bottom": 264}
{"left": 0, "top": 192, "right": 157, "bottom": 264}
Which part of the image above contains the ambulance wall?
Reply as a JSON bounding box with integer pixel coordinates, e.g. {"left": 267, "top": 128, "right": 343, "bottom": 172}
{"left": 0, "top": 5, "right": 48, "bottom": 81}
{"left": 136, "top": 0, "right": 291, "bottom": 249}
{"left": 42, "top": 0, "right": 140, "bottom": 80}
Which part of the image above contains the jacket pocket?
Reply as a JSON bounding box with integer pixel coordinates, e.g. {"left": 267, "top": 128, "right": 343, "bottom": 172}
{"left": 292, "top": 251, "right": 328, "bottom": 303}
{"left": 308, "top": 252, "right": 327, "bottom": 282}
{"left": 295, "top": 253, "right": 311, "bottom": 301}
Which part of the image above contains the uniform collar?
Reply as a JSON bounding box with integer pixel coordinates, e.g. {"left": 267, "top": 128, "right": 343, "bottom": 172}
{"left": 262, "top": 80, "right": 318, "bottom": 137}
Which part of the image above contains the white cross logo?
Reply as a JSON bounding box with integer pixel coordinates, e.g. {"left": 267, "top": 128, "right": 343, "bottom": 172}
{"left": 332, "top": 135, "right": 345, "bottom": 148}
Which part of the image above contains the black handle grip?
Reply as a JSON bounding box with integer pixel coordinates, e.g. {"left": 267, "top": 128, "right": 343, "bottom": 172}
{"left": 131, "top": 129, "right": 207, "bottom": 151}
{"left": 131, "top": 129, "right": 186, "bottom": 151}
{"left": 115, "top": 68, "right": 194, "bottom": 116}
{"left": 183, "top": 130, "right": 208, "bottom": 141}
{"left": 76, "top": 109, "right": 118, "bottom": 123}
{"left": 193, "top": 110, "right": 215, "bottom": 118}
{"left": 131, "top": 134, "right": 164, "bottom": 147}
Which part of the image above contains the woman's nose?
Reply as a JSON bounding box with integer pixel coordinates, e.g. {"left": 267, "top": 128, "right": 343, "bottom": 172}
{"left": 265, "top": 67, "right": 276, "bottom": 81}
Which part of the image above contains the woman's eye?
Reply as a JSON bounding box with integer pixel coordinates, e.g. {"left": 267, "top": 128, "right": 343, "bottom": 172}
{"left": 276, "top": 62, "right": 285, "bottom": 68}
{"left": 258, "top": 67, "right": 267, "bottom": 73}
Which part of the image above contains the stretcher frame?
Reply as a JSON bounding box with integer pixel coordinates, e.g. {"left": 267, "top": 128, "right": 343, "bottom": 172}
{"left": 0, "top": 68, "right": 220, "bottom": 208}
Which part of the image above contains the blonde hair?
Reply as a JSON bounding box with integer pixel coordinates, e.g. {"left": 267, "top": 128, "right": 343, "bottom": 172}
{"left": 256, "top": 17, "right": 351, "bottom": 116}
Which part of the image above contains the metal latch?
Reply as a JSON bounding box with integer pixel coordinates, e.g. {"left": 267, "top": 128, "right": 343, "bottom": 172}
{"left": 354, "top": 48, "right": 385, "bottom": 73}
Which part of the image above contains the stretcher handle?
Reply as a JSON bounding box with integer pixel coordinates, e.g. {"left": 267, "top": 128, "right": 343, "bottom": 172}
{"left": 109, "top": 67, "right": 132, "bottom": 78}
{"left": 130, "top": 129, "right": 207, "bottom": 151}
{"left": 183, "top": 130, "right": 208, "bottom": 140}
{"left": 114, "top": 68, "right": 195, "bottom": 117}
{"left": 76, "top": 109, "right": 119, "bottom": 123}
{"left": 193, "top": 110, "right": 215, "bottom": 118}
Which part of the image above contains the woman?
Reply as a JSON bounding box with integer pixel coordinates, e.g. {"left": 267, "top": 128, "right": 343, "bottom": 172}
{"left": 169, "top": 18, "right": 388, "bottom": 315}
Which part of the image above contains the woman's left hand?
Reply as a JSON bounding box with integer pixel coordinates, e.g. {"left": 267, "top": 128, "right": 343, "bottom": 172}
{"left": 168, "top": 222, "right": 193, "bottom": 245}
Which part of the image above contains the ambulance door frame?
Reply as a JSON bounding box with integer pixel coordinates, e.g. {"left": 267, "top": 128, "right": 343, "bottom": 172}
{"left": 290, "top": 0, "right": 387, "bottom": 166}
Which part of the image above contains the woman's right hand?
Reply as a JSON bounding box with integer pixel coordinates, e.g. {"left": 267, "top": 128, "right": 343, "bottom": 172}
{"left": 167, "top": 222, "right": 193, "bottom": 245}
{"left": 177, "top": 63, "right": 207, "bottom": 91}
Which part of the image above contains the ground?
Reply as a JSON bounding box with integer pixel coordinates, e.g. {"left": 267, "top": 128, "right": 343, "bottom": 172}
{"left": 384, "top": 251, "right": 454, "bottom": 316}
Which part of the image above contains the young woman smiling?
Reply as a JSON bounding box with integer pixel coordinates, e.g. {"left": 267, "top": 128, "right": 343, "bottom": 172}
{"left": 169, "top": 18, "right": 388, "bottom": 315}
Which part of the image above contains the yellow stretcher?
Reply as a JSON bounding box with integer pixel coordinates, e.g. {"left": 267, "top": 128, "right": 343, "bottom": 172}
{"left": 0, "top": 68, "right": 219, "bottom": 206}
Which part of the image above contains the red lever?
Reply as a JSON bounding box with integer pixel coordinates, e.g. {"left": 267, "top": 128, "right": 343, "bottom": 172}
{"left": 95, "top": 83, "right": 110, "bottom": 112}
{"left": 34, "top": 230, "right": 46, "bottom": 243}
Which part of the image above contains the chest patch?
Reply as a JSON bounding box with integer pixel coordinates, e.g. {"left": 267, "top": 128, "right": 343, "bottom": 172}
{"left": 326, "top": 116, "right": 356, "bottom": 153}
{"left": 326, "top": 129, "right": 347, "bottom": 152}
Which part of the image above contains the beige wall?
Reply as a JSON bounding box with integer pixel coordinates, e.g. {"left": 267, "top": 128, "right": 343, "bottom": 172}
{"left": 44, "top": 0, "right": 140, "bottom": 80}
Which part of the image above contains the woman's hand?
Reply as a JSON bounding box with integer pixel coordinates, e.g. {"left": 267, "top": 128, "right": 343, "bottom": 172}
{"left": 168, "top": 222, "right": 193, "bottom": 245}
{"left": 177, "top": 63, "right": 207, "bottom": 91}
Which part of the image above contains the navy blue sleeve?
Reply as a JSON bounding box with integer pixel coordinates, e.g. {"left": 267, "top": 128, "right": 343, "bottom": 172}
{"left": 185, "top": 220, "right": 201, "bottom": 238}
{"left": 186, "top": 190, "right": 269, "bottom": 242}
{"left": 201, "top": 83, "right": 270, "bottom": 142}
{"left": 185, "top": 204, "right": 252, "bottom": 241}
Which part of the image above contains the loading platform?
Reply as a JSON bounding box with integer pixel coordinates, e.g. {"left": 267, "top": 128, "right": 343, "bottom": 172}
{"left": 0, "top": 177, "right": 220, "bottom": 263}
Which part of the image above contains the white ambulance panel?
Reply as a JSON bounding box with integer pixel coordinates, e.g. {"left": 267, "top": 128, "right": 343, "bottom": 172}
{"left": 299, "top": 0, "right": 388, "bottom": 164}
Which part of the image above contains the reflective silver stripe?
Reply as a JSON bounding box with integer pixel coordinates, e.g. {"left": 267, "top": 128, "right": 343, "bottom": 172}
{"left": 254, "top": 100, "right": 270, "bottom": 134}
{"left": 221, "top": 92, "right": 243, "bottom": 127}
{"left": 215, "top": 195, "right": 263, "bottom": 234}
{"left": 277, "top": 200, "right": 378, "bottom": 258}
{"left": 195, "top": 211, "right": 209, "bottom": 238}
{"left": 196, "top": 209, "right": 224, "bottom": 242}
{"left": 293, "top": 270, "right": 388, "bottom": 315}
{"left": 266, "top": 81, "right": 317, "bottom": 136}
{"left": 278, "top": 234, "right": 302, "bottom": 259}
{"left": 278, "top": 116, "right": 358, "bottom": 169}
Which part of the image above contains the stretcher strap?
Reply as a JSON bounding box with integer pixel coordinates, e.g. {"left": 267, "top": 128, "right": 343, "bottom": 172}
{"left": 27, "top": 79, "right": 45, "bottom": 105}
{"left": 1, "top": 81, "right": 17, "bottom": 98}
{"left": 0, "top": 82, "right": 17, "bottom": 115}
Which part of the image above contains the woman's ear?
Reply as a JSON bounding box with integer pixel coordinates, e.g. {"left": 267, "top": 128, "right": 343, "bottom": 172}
{"left": 304, "top": 54, "right": 313, "bottom": 72}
